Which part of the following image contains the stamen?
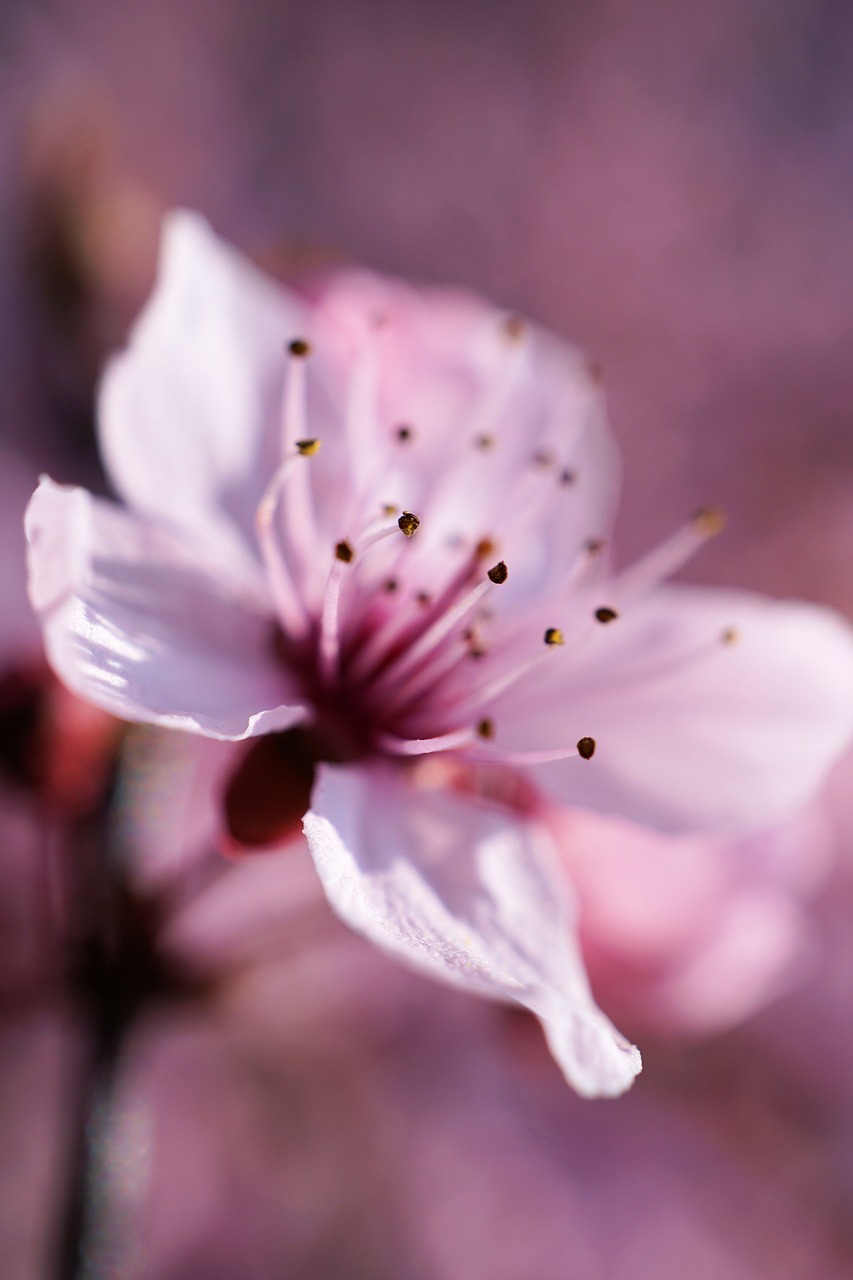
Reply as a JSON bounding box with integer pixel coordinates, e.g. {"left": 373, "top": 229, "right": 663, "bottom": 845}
{"left": 544, "top": 627, "right": 564, "bottom": 646}
{"left": 319, "top": 550, "right": 352, "bottom": 679}
{"left": 594, "top": 606, "right": 619, "bottom": 624}
{"left": 369, "top": 575, "right": 496, "bottom": 694}
{"left": 559, "top": 468, "right": 577, "bottom": 487}
{"left": 612, "top": 509, "right": 727, "bottom": 601}
{"left": 474, "top": 433, "right": 494, "bottom": 450}
{"left": 288, "top": 338, "right": 311, "bottom": 357}
{"left": 477, "top": 717, "right": 494, "bottom": 739}
{"left": 471, "top": 740, "right": 593, "bottom": 766}
{"left": 487, "top": 560, "right": 508, "bottom": 585}
{"left": 376, "top": 727, "right": 475, "bottom": 756}
{"left": 295, "top": 438, "right": 321, "bottom": 456}
{"left": 395, "top": 424, "right": 414, "bottom": 443}
{"left": 721, "top": 627, "right": 738, "bottom": 645}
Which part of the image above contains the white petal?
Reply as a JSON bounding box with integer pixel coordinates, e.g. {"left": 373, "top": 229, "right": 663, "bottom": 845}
{"left": 303, "top": 762, "right": 640, "bottom": 1097}
{"left": 99, "top": 211, "right": 306, "bottom": 580}
{"left": 496, "top": 584, "right": 853, "bottom": 833}
{"left": 25, "top": 477, "right": 305, "bottom": 740}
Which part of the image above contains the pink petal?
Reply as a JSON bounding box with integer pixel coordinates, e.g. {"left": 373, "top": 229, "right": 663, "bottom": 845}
{"left": 99, "top": 211, "right": 306, "bottom": 581}
{"left": 25, "top": 477, "right": 305, "bottom": 740}
{"left": 496, "top": 584, "right": 853, "bottom": 833}
{"left": 303, "top": 762, "right": 641, "bottom": 1097}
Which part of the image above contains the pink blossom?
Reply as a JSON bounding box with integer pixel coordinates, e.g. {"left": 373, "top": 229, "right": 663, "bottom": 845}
{"left": 24, "top": 213, "right": 853, "bottom": 1096}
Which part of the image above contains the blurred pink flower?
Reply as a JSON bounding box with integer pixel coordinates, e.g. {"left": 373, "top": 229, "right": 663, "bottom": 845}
{"left": 24, "top": 212, "right": 853, "bottom": 1095}
{"left": 551, "top": 798, "right": 836, "bottom": 1036}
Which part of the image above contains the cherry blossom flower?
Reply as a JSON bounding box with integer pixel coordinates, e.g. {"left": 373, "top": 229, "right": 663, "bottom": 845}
{"left": 24, "top": 212, "right": 853, "bottom": 1096}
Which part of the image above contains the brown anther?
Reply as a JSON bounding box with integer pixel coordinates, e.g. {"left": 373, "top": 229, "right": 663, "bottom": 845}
{"left": 477, "top": 718, "right": 495, "bottom": 740}
{"left": 559, "top": 468, "right": 577, "bottom": 486}
{"left": 335, "top": 540, "right": 354, "bottom": 563}
{"left": 577, "top": 736, "right": 596, "bottom": 760}
{"left": 288, "top": 338, "right": 311, "bottom": 357}
{"left": 584, "top": 538, "right": 605, "bottom": 556}
{"left": 397, "top": 511, "right": 420, "bottom": 538}
{"left": 395, "top": 425, "right": 414, "bottom": 443}
{"left": 532, "top": 449, "right": 555, "bottom": 469}
{"left": 721, "top": 627, "right": 739, "bottom": 645}
{"left": 295, "top": 438, "right": 321, "bottom": 456}
{"left": 503, "top": 314, "right": 526, "bottom": 341}
{"left": 475, "top": 537, "right": 496, "bottom": 560}
{"left": 469, "top": 646, "right": 487, "bottom": 660}
{"left": 416, "top": 591, "right": 432, "bottom": 607}
{"left": 487, "top": 560, "right": 508, "bottom": 585}
{"left": 692, "top": 506, "right": 727, "bottom": 537}
{"left": 474, "top": 433, "right": 494, "bottom": 450}
{"left": 594, "top": 606, "right": 619, "bottom": 624}
{"left": 544, "top": 627, "right": 564, "bottom": 646}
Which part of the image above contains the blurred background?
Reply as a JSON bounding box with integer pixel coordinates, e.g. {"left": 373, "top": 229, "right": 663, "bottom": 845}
{"left": 1, "top": 1, "right": 853, "bottom": 1277}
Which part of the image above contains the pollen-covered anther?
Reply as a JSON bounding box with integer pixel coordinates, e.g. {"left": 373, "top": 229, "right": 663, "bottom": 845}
{"left": 397, "top": 511, "right": 420, "bottom": 538}
{"left": 721, "top": 627, "right": 739, "bottom": 645}
{"left": 295, "top": 438, "right": 321, "bottom": 456}
{"left": 544, "top": 627, "right": 564, "bottom": 646}
{"left": 477, "top": 718, "right": 495, "bottom": 740}
{"left": 594, "top": 606, "right": 619, "bottom": 624}
{"left": 487, "top": 560, "right": 508, "bottom": 585}
{"left": 692, "top": 506, "right": 727, "bottom": 537}
{"left": 577, "top": 736, "right": 596, "bottom": 760}
{"left": 287, "top": 338, "right": 311, "bottom": 357}
{"left": 335, "top": 540, "right": 355, "bottom": 564}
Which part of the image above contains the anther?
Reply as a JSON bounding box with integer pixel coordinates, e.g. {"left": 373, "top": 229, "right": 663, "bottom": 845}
{"left": 584, "top": 538, "right": 605, "bottom": 556}
{"left": 487, "top": 560, "right": 508, "bottom": 585}
{"left": 288, "top": 338, "right": 311, "bottom": 357}
{"left": 692, "top": 507, "right": 726, "bottom": 537}
{"left": 474, "top": 433, "right": 494, "bottom": 450}
{"left": 477, "top": 718, "right": 495, "bottom": 740}
{"left": 397, "top": 511, "right": 420, "bottom": 538}
{"left": 295, "top": 438, "right": 321, "bottom": 456}
{"left": 721, "top": 627, "right": 738, "bottom": 645}
{"left": 476, "top": 538, "right": 496, "bottom": 560}
{"left": 395, "top": 425, "right": 414, "bottom": 443}
{"left": 532, "top": 449, "right": 555, "bottom": 469}
{"left": 502, "top": 314, "right": 526, "bottom": 341}
{"left": 594, "top": 606, "right": 619, "bottom": 624}
{"left": 381, "top": 503, "right": 398, "bottom": 517}
{"left": 335, "top": 540, "right": 354, "bottom": 563}
{"left": 544, "top": 627, "right": 564, "bottom": 646}
{"left": 577, "top": 736, "right": 596, "bottom": 760}
{"left": 384, "top": 578, "right": 398, "bottom": 593}
{"left": 416, "top": 591, "right": 432, "bottom": 607}
{"left": 559, "top": 468, "right": 577, "bottom": 486}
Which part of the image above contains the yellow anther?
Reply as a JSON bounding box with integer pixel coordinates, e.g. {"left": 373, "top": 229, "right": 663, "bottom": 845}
{"left": 692, "top": 506, "right": 726, "bottom": 537}
{"left": 544, "top": 628, "right": 564, "bottom": 646}
{"left": 295, "top": 438, "right": 321, "bottom": 456}
{"left": 397, "top": 511, "right": 421, "bottom": 538}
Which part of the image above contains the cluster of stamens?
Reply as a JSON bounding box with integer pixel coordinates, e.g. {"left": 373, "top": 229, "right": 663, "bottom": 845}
{"left": 255, "top": 323, "right": 733, "bottom": 772}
